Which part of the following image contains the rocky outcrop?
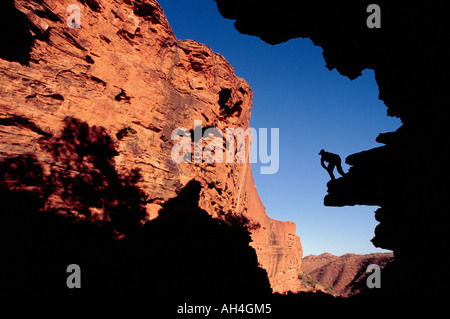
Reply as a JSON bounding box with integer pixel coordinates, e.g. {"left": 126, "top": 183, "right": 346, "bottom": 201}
{"left": 246, "top": 170, "right": 303, "bottom": 293}
{"left": 301, "top": 253, "right": 394, "bottom": 297}
{"left": 0, "top": 0, "right": 301, "bottom": 294}
{"left": 215, "top": 0, "right": 450, "bottom": 297}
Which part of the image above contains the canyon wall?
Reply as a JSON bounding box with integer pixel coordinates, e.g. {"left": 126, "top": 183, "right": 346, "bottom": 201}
{"left": 215, "top": 0, "right": 450, "bottom": 297}
{"left": 0, "top": 0, "right": 301, "bottom": 294}
{"left": 245, "top": 170, "right": 303, "bottom": 293}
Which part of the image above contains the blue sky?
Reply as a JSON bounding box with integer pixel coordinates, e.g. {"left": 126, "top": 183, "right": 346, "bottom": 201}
{"left": 158, "top": 0, "right": 401, "bottom": 256}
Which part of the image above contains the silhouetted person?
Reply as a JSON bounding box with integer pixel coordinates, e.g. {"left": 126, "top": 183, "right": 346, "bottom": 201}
{"left": 319, "top": 149, "right": 346, "bottom": 180}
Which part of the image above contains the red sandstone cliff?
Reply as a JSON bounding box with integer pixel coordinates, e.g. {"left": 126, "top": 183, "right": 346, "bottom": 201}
{"left": 0, "top": 0, "right": 301, "bottom": 293}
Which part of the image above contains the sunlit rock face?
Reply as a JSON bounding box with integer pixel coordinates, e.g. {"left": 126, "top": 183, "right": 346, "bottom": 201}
{"left": 215, "top": 0, "right": 450, "bottom": 297}
{"left": 0, "top": 0, "right": 302, "bottom": 295}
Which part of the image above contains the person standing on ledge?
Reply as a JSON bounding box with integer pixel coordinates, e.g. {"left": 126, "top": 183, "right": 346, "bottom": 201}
{"left": 319, "top": 149, "right": 346, "bottom": 180}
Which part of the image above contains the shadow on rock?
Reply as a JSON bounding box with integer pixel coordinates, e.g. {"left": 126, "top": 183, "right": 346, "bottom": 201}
{"left": 0, "top": 117, "right": 271, "bottom": 298}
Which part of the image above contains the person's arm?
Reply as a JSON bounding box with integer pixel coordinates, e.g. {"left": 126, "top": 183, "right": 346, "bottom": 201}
{"left": 321, "top": 158, "right": 327, "bottom": 169}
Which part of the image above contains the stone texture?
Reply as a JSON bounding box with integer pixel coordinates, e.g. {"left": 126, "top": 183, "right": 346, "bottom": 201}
{"left": 245, "top": 170, "right": 303, "bottom": 293}
{"left": 0, "top": 0, "right": 301, "bottom": 293}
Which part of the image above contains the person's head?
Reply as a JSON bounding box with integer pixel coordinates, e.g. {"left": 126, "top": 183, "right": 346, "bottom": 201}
{"left": 319, "top": 149, "right": 325, "bottom": 155}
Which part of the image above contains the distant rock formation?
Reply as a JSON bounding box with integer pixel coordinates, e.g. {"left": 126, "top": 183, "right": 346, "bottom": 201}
{"left": 246, "top": 172, "right": 303, "bottom": 293}
{"left": 301, "top": 253, "right": 394, "bottom": 297}
{"left": 215, "top": 0, "right": 450, "bottom": 297}
{"left": 0, "top": 0, "right": 302, "bottom": 295}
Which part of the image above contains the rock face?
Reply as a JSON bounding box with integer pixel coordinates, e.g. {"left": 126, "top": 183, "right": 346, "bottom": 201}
{"left": 0, "top": 0, "right": 301, "bottom": 295}
{"left": 215, "top": 0, "right": 450, "bottom": 297}
{"left": 246, "top": 171, "right": 303, "bottom": 293}
{"left": 301, "top": 253, "right": 394, "bottom": 297}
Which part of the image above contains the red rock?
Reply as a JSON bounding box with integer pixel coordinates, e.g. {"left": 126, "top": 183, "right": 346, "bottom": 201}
{"left": 301, "top": 252, "right": 394, "bottom": 297}
{"left": 245, "top": 169, "right": 303, "bottom": 293}
{"left": 0, "top": 0, "right": 301, "bottom": 293}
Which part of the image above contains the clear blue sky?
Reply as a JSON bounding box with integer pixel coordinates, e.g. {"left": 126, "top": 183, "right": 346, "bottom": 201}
{"left": 158, "top": 0, "right": 401, "bottom": 256}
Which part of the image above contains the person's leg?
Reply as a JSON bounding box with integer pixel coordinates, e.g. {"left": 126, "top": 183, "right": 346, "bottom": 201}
{"left": 336, "top": 162, "right": 346, "bottom": 177}
{"left": 327, "top": 164, "right": 336, "bottom": 180}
